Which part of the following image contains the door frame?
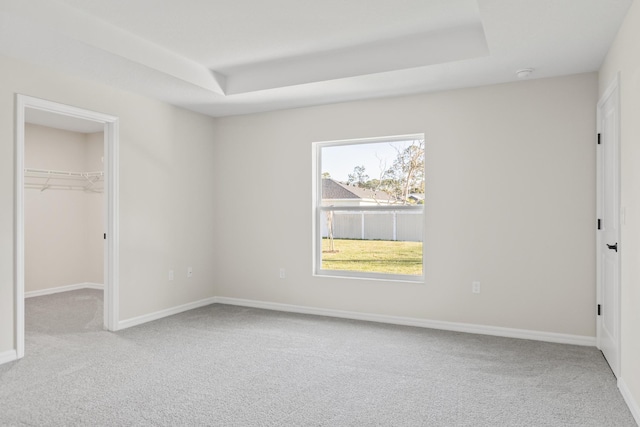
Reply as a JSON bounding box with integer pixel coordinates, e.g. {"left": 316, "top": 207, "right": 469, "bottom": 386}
{"left": 596, "top": 73, "right": 621, "bottom": 376}
{"left": 15, "top": 94, "right": 120, "bottom": 359}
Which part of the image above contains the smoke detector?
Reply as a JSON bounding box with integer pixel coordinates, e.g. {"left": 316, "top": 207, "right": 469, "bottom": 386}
{"left": 516, "top": 68, "right": 534, "bottom": 79}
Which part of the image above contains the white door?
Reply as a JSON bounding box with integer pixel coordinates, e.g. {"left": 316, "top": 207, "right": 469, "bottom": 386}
{"left": 596, "top": 76, "right": 620, "bottom": 377}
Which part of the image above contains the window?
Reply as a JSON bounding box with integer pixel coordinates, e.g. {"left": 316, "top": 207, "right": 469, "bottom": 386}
{"left": 313, "top": 134, "right": 425, "bottom": 282}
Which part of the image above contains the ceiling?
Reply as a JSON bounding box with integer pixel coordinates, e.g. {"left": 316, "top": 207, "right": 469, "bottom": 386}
{"left": 0, "top": 0, "right": 633, "bottom": 118}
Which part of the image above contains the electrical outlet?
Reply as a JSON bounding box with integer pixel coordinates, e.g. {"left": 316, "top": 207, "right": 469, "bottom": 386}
{"left": 169, "top": 270, "right": 174, "bottom": 281}
{"left": 472, "top": 281, "right": 480, "bottom": 294}
{"left": 279, "top": 268, "right": 286, "bottom": 279}
{"left": 187, "top": 267, "right": 193, "bottom": 278}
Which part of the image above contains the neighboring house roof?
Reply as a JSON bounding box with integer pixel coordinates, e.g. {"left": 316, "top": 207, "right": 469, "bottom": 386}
{"left": 408, "top": 193, "right": 425, "bottom": 202}
{"left": 322, "top": 178, "right": 395, "bottom": 203}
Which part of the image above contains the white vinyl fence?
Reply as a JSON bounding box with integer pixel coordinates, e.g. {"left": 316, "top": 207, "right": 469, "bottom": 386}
{"left": 321, "top": 210, "right": 423, "bottom": 242}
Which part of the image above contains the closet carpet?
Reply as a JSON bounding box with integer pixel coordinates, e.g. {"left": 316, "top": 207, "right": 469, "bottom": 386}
{"left": 0, "top": 289, "right": 635, "bottom": 426}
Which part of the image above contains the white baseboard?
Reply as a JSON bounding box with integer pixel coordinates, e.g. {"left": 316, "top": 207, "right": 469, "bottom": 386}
{"left": 21, "top": 289, "right": 597, "bottom": 346}
{"left": 619, "top": 378, "right": 640, "bottom": 426}
{"left": 0, "top": 349, "right": 17, "bottom": 365}
{"left": 117, "top": 297, "right": 218, "bottom": 330}
{"left": 25, "top": 282, "right": 104, "bottom": 298}
{"left": 214, "top": 297, "right": 596, "bottom": 347}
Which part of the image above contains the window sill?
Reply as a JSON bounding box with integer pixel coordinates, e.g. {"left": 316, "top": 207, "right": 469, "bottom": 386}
{"left": 314, "top": 269, "right": 425, "bottom": 284}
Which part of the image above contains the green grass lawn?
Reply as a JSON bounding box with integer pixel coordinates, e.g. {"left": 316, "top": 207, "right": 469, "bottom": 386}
{"left": 321, "top": 238, "right": 422, "bottom": 275}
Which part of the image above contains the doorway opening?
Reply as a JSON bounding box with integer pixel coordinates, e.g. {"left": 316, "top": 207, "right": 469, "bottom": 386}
{"left": 15, "top": 95, "right": 119, "bottom": 359}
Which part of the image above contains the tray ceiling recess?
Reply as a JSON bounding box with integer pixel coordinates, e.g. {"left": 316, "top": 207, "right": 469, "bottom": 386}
{"left": 0, "top": 0, "right": 632, "bottom": 117}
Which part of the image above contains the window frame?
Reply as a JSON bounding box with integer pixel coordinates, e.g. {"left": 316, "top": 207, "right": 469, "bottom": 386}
{"left": 312, "top": 134, "right": 426, "bottom": 283}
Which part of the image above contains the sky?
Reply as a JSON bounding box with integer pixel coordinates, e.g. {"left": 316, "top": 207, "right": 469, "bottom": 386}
{"left": 321, "top": 140, "right": 412, "bottom": 182}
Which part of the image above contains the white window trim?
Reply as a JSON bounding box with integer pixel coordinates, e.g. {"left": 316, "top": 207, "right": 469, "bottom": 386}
{"left": 312, "top": 134, "right": 425, "bottom": 283}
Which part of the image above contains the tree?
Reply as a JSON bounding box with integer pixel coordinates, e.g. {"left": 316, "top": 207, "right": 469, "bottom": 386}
{"left": 322, "top": 172, "right": 331, "bottom": 179}
{"left": 326, "top": 210, "right": 335, "bottom": 252}
{"left": 347, "top": 165, "right": 369, "bottom": 187}
{"left": 382, "top": 140, "right": 425, "bottom": 204}
{"left": 362, "top": 178, "right": 380, "bottom": 191}
{"left": 341, "top": 140, "right": 424, "bottom": 205}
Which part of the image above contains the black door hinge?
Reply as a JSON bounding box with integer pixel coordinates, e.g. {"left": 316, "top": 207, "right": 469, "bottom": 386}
{"left": 104, "top": 233, "right": 106, "bottom": 240}
{"left": 597, "top": 219, "right": 601, "bottom": 230}
{"left": 597, "top": 304, "right": 601, "bottom": 316}
{"left": 597, "top": 133, "right": 601, "bottom": 145}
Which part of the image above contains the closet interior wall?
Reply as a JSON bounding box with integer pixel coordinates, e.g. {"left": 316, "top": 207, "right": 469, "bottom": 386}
{"left": 24, "top": 123, "right": 104, "bottom": 294}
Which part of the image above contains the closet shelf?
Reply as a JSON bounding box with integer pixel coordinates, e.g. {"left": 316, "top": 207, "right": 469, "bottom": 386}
{"left": 24, "top": 168, "right": 104, "bottom": 192}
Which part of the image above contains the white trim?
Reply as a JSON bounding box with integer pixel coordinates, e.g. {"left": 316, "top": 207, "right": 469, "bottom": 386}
{"left": 214, "top": 297, "right": 596, "bottom": 346}
{"left": 312, "top": 139, "right": 321, "bottom": 280}
{"left": 117, "top": 297, "right": 218, "bottom": 330}
{"left": 619, "top": 378, "right": 640, "bottom": 426}
{"left": 25, "top": 283, "right": 104, "bottom": 298}
{"left": 15, "top": 94, "right": 120, "bottom": 361}
{"left": 314, "top": 269, "right": 424, "bottom": 283}
{"left": 600, "top": 72, "right": 622, "bottom": 109}
{"left": 0, "top": 350, "right": 18, "bottom": 365}
{"left": 104, "top": 118, "right": 120, "bottom": 332}
{"left": 314, "top": 133, "right": 424, "bottom": 148}
{"left": 15, "top": 95, "right": 25, "bottom": 359}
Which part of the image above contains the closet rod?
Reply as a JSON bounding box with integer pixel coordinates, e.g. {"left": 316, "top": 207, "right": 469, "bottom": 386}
{"left": 24, "top": 183, "right": 102, "bottom": 192}
{"left": 24, "top": 168, "right": 104, "bottom": 178}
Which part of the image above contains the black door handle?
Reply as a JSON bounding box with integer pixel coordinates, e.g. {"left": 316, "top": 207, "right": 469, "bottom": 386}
{"left": 607, "top": 243, "right": 618, "bottom": 252}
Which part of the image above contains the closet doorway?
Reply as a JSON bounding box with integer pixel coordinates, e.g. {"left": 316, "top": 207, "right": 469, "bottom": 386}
{"left": 15, "top": 95, "right": 119, "bottom": 359}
